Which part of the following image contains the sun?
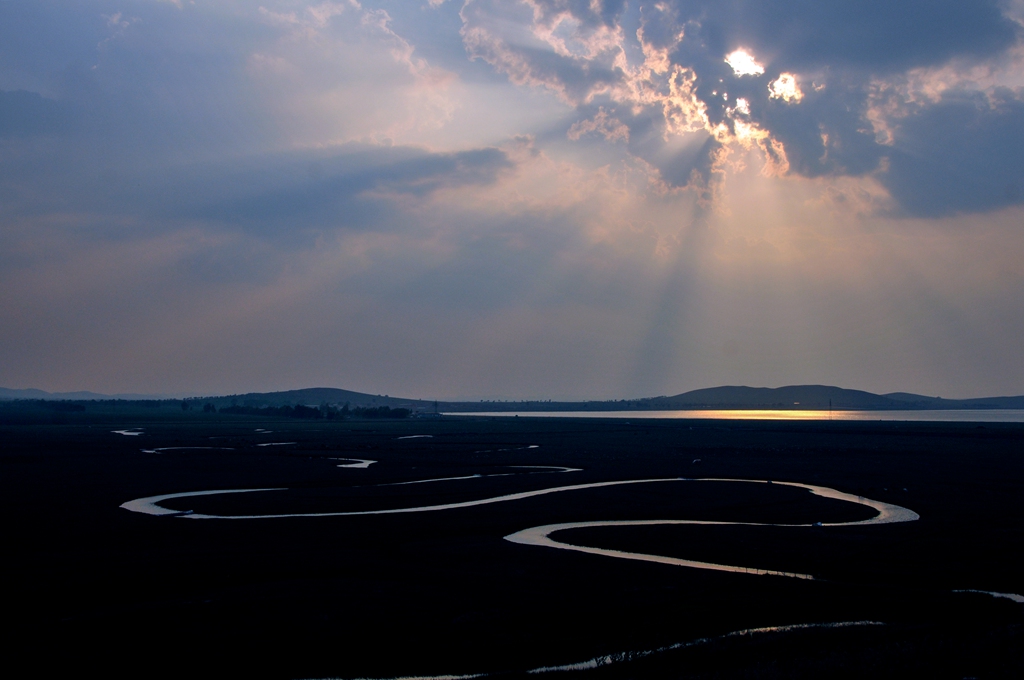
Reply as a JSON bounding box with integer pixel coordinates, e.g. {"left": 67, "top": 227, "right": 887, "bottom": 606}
{"left": 725, "top": 49, "right": 765, "bottom": 76}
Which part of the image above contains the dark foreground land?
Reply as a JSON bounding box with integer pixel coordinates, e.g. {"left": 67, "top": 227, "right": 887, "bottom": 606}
{"left": 3, "top": 413, "right": 1023, "bottom": 679}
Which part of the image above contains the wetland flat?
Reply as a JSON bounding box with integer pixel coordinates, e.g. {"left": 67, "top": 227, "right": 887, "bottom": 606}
{"left": 4, "top": 414, "right": 1022, "bottom": 678}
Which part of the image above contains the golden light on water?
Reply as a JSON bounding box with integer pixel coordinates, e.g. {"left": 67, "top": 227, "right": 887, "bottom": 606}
{"left": 682, "top": 409, "right": 833, "bottom": 420}
{"left": 454, "top": 410, "right": 1024, "bottom": 422}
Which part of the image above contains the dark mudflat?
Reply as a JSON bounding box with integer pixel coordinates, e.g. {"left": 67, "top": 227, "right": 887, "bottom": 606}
{"left": 3, "top": 414, "right": 1022, "bottom": 678}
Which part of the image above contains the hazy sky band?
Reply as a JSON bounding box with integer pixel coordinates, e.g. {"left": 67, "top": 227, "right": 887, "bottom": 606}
{"left": 2, "top": 1, "right": 1023, "bottom": 399}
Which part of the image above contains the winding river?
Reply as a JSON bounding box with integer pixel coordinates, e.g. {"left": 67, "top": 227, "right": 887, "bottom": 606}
{"left": 121, "top": 459, "right": 1023, "bottom": 678}
{"left": 122, "top": 475, "right": 917, "bottom": 581}
{"left": 504, "top": 478, "right": 917, "bottom": 580}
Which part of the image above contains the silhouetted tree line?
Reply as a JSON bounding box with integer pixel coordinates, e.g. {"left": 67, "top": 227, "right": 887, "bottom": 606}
{"left": 13, "top": 399, "right": 87, "bottom": 412}
{"left": 0, "top": 399, "right": 87, "bottom": 425}
{"left": 0, "top": 399, "right": 85, "bottom": 412}
{"left": 350, "top": 405, "right": 410, "bottom": 419}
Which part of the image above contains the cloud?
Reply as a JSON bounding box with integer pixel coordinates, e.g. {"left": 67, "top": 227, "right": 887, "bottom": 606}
{"left": 0, "top": 1, "right": 489, "bottom": 235}
{"left": 169, "top": 143, "right": 514, "bottom": 234}
{"left": 662, "top": 0, "right": 1018, "bottom": 74}
{"left": 3, "top": 1, "right": 1024, "bottom": 399}
{"left": 567, "top": 107, "right": 629, "bottom": 142}
{"left": 456, "top": 0, "right": 1024, "bottom": 215}
{"left": 0, "top": 1, "right": 461, "bottom": 154}
{"left": 882, "top": 87, "right": 1024, "bottom": 216}
{"left": 459, "top": 0, "right": 625, "bottom": 104}
{"left": 759, "top": 74, "right": 884, "bottom": 177}
{"left": 0, "top": 136, "right": 512, "bottom": 246}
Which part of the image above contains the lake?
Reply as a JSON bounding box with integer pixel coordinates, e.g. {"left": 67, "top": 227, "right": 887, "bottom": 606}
{"left": 447, "top": 409, "right": 1024, "bottom": 422}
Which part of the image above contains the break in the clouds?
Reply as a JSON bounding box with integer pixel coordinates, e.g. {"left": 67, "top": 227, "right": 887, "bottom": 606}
{"left": 461, "top": 0, "right": 1023, "bottom": 211}
{"left": 2, "top": 1, "right": 1024, "bottom": 399}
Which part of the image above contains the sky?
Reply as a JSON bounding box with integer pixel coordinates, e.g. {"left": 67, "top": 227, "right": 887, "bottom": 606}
{"left": 2, "top": 0, "right": 1024, "bottom": 400}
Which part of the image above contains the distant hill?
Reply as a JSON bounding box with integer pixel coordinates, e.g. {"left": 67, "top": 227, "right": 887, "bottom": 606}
{"left": 439, "top": 385, "right": 1024, "bottom": 411}
{"left": 0, "top": 387, "right": 170, "bottom": 401}
{"left": 4, "top": 384, "right": 1024, "bottom": 411}
{"left": 630, "top": 385, "right": 1024, "bottom": 410}
{"left": 0, "top": 386, "right": 434, "bottom": 409}
{"left": 653, "top": 385, "right": 896, "bottom": 409}
{"left": 881, "top": 392, "right": 1024, "bottom": 409}
{"left": 201, "top": 388, "right": 435, "bottom": 412}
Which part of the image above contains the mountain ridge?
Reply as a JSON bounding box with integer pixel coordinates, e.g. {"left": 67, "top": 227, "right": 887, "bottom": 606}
{"left": 4, "top": 384, "right": 1024, "bottom": 410}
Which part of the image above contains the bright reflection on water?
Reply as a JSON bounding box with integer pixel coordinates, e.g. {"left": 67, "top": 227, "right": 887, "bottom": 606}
{"left": 449, "top": 410, "right": 1024, "bottom": 422}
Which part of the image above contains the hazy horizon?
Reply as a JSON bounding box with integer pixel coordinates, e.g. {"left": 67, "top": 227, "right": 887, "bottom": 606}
{"left": 3, "top": 2, "right": 1024, "bottom": 400}
{"left": 6, "top": 381, "right": 1024, "bottom": 404}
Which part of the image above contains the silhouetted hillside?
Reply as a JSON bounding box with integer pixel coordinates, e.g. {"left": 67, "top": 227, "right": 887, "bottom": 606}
{"left": 0, "top": 387, "right": 169, "bottom": 400}
{"left": 439, "top": 385, "right": 1024, "bottom": 411}
{"left": 4, "top": 384, "right": 1024, "bottom": 412}
{"left": 883, "top": 392, "right": 1024, "bottom": 409}
{"left": 656, "top": 385, "right": 898, "bottom": 409}
{"left": 202, "top": 387, "right": 433, "bottom": 411}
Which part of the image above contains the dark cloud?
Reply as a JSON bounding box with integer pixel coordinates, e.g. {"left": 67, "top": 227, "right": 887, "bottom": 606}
{"left": 671, "top": 0, "right": 1018, "bottom": 73}
{"left": 564, "top": 104, "right": 717, "bottom": 188}
{"left": 628, "top": 120, "right": 718, "bottom": 188}
{"left": 460, "top": 0, "right": 627, "bottom": 98}
{"left": 0, "top": 137, "right": 512, "bottom": 241}
{"left": 0, "top": 2, "right": 514, "bottom": 238}
{"left": 662, "top": 1, "right": 1021, "bottom": 198}
{"left": 4, "top": 1, "right": 1024, "bottom": 400}
{"left": 506, "top": 0, "right": 1018, "bottom": 90}
{"left": 485, "top": 1, "right": 1023, "bottom": 215}
{"left": 636, "top": 2, "right": 681, "bottom": 50}
{"left": 655, "top": 0, "right": 1021, "bottom": 197}
{"left": 174, "top": 145, "right": 513, "bottom": 233}
{"left": 759, "top": 79, "right": 883, "bottom": 177}
{"left": 882, "top": 88, "right": 1024, "bottom": 217}
{"left": 466, "top": 0, "right": 1024, "bottom": 214}
{"left": 532, "top": 0, "right": 628, "bottom": 25}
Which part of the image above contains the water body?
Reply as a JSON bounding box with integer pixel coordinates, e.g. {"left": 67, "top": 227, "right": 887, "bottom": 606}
{"left": 120, "top": 478, "right": 917, "bottom": 581}
{"left": 375, "top": 466, "right": 581, "bottom": 487}
{"left": 122, "top": 474, "right": 646, "bottom": 519}
{"left": 141, "top": 446, "right": 234, "bottom": 454}
{"left": 952, "top": 590, "right": 1024, "bottom": 603}
{"left": 504, "top": 479, "right": 918, "bottom": 580}
{"left": 122, "top": 472, "right": 1018, "bottom": 676}
{"left": 332, "top": 458, "right": 377, "bottom": 468}
{"left": 120, "top": 477, "right": 915, "bottom": 532}
{"left": 120, "top": 488, "right": 285, "bottom": 516}
{"left": 524, "top": 621, "right": 887, "bottom": 675}
{"left": 449, "top": 409, "right": 1024, "bottom": 422}
{"left": 314, "top": 621, "right": 886, "bottom": 680}
{"left": 473, "top": 445, "right": 541, "bottom": 453}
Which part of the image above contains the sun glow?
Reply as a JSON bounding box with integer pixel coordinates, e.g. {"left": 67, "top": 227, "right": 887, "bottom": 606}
{"left": 769, "top": 73, "right": 803, "bottom": 102}
{"left": 725, "top": 49, "right": 764, "bottom": 76}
